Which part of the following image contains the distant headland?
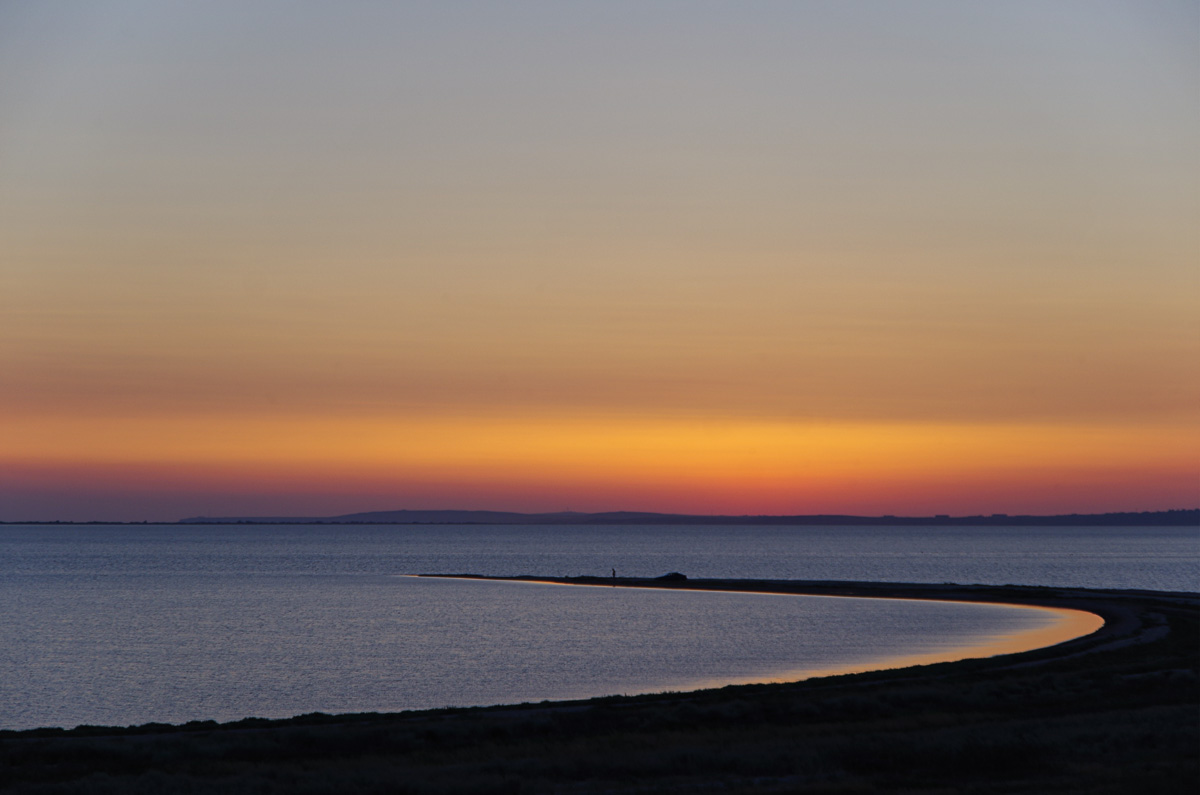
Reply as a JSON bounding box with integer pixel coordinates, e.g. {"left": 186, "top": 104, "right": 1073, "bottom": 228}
{"left": 174, "top": 508, "right": 1199, "bottom": 526}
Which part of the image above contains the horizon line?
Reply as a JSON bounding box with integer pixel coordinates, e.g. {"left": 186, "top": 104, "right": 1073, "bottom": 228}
{"left": 4, "top": 507, "right": 1196, "bottom": 526}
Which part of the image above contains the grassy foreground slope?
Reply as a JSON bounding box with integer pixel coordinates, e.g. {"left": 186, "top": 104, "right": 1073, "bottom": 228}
{"left": 1, "top": 579, "right": 1196, "bottom": 794}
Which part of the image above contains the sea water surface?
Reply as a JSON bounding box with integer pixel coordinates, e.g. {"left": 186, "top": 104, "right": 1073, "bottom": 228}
{"left": 0, "top": 523, "right": 1193, "bottom": 730}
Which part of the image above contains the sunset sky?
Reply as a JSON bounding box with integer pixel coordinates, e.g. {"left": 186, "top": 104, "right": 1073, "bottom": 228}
{"left": 2, "top": 1, "right": 1197, "bottom": 521}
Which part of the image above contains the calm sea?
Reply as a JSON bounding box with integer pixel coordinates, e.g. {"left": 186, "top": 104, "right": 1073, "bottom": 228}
{"left": 0, "top": 523, "right": 1194, "bottom": 731}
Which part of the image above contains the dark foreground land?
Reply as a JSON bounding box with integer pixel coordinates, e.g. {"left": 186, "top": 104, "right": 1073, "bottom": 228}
{"left": 1, "top": 578, "right": 1196, "bottom": 794}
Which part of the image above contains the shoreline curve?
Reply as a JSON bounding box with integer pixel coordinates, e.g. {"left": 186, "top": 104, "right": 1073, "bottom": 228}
{"left": 2, "top": 578, "right": 1194, "bottom": 794}
{"left": 417, "top": 573, "right": 1106, "bottom": 684}
{"left": 418, "top": 573, "right": 1180, "bottom": 667}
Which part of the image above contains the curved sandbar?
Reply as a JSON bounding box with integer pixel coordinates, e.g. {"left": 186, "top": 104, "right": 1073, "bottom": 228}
{"left": 3, "top": 579, "right": 1193, "bottom": 794}
{"left": 419, "top": 574, "right": 1146, "bottom": 676}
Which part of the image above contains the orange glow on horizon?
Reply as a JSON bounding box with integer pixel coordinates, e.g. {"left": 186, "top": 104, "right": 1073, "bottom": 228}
{"left": 3, "top": 411, "right": 1195, "bottom": 519}
{"left": 1, "top": 4, "right": 1196, "bottom": 522}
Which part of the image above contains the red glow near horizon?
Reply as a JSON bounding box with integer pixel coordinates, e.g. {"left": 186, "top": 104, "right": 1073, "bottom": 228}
{"left": 2, "top": 448, "right": 1194, "bottom": 523}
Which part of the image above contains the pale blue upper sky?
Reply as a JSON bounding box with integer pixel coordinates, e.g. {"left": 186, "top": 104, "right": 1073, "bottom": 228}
{"left": 3, "top": 1, "right": 1196, "bottom": 422}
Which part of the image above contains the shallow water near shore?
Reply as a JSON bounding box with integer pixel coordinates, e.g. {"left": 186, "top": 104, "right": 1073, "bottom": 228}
{"left": 0, "top": 523, "right": 1191, "bottom": 730}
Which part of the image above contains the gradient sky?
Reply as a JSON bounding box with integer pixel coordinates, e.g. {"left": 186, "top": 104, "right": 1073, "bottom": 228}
{"left": 2, "top": 1, "right": 1197, "bottom": 521}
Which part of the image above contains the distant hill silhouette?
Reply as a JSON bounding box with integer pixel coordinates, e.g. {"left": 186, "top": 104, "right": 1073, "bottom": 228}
{"left": 178, "top": 508, "right": 1199, "bottom": 526}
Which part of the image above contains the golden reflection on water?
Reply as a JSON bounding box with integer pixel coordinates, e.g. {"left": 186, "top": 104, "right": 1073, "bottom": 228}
{"left": 422, "top": 578, "right": 1106, "bottom": 693}
{"left": 716, "top": 602, "right": 1104, "bottom": 687}
{"left": 472, "top": 580, "right": 1106, "bottom": 689}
